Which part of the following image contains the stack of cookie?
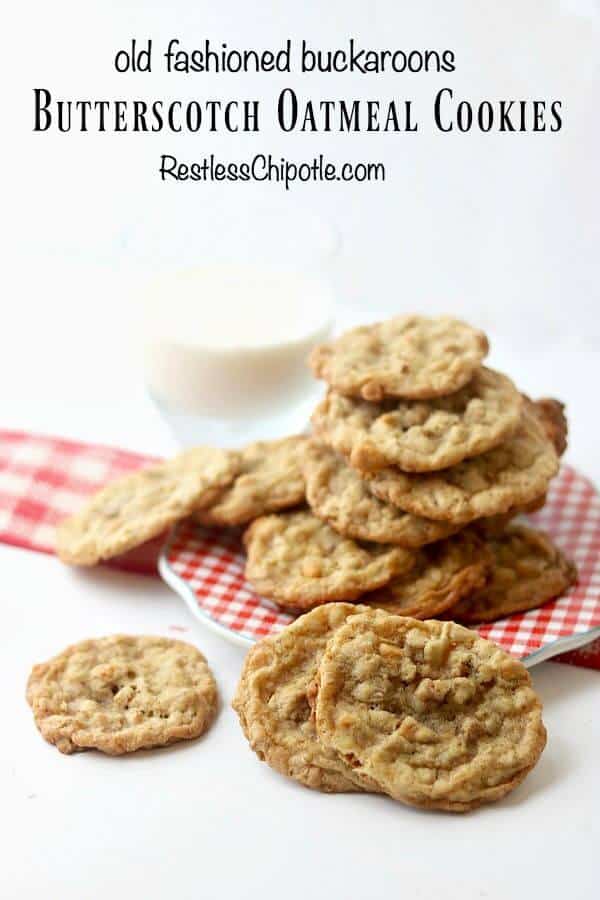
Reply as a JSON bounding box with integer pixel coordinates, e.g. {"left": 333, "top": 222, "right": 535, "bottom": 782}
{"left": 56, "top": 313, "right": 576, "bottom": 629}
{"left": 233, "top": 603, "right": 547, "bottom": 810}
{"left": 243, "top": 315, "right": 576, "bottom": 624}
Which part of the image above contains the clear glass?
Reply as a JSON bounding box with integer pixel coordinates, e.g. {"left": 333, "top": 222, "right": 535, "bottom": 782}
{"left": 125, "top": 197, "right": 338, "bottom": 447}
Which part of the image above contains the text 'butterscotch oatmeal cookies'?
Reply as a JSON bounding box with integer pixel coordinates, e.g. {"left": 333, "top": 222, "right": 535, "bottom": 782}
{"left": 243, "top": 510, "right": 415, "bottom": 611}
{"left": 56, "top": 446, "right": 240, "bottom": 566}
{"left": 311, "top": 368, "right": 522, "bottom": 473}
{"left": 450, "top": 525, "right": 577, "bottom": 623}
{"left": 309, "top": 314, "right": 488, "bottom": 401}
{"left": 314, "top": 613, "right": 547, "bottom": 811}
{"left": 365, "top": 405, "right": 559, "bottom": 524}
{"left": 302, "top": 442, "right": 461, "bottom": 548}
{"left": 194, "top": 435, "right": 307, "bottom": 527}
{"left": 364, "top": 531, "right": 491, "bottom": 619}
{"left": 26, "top": 635, "right": 218, "bottom": 755}
{"left": 232, "top": 603, "right": 381, "bottom": 793}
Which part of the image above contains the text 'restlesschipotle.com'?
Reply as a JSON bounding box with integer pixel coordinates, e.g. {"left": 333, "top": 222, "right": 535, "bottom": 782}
{"left": 159, "top": 153, "right": 386, "bottom": 190}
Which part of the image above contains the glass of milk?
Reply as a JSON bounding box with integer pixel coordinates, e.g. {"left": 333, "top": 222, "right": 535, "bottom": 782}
{"left": 133, "top": 200, "right": 337, "bottom": 447}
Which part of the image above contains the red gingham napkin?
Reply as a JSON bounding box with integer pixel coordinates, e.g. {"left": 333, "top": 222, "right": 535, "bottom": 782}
{"left": 1, "top": 430, "right": 599, "bottom": 668}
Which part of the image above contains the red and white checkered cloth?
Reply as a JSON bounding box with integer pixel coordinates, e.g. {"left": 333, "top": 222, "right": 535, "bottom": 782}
{"left": 1, "top": 430, "right": 599, "bottom": 668}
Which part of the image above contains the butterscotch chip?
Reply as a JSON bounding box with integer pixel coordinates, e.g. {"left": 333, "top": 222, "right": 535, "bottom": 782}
{"left": 365, "top": 406, "right": 559, "bottom": 524}
{"left": 195, "top": 436, "right": 306, "bottom": 526}
{"left": 314, "top": 613, "right": 547, "bottom": 811}
{"left": 26, "top": 635, "right": 218, "bottom": 755}
{"left": 56, "top": 447, "right": 240, "bottom": 566}
{"left": 450, "top": 525, "right": 577, "bottom": 623}
{"left": 303, "top": 442, "right": 460, "bottom": 547}
{"left": 233, "top": 604, "right": 381, "bottom": 793}
{"left": 311, "top": 368, "right": 521, "bottom": 473}
{"left": 243, "top": 510, "right": 415, "bottom": 611}
{"left": 309, "top": 315, "right": 488, "bottom": 401}
{"left": 364, "top": 531, "right": 491, "bottom": 619}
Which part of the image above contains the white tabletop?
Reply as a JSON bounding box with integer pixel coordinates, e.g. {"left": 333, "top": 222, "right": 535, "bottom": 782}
{"left": 2, "top": 334, "right": 600, "bottom": 900}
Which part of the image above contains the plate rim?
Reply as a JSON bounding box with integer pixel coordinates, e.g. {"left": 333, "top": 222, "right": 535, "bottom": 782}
{"left": 159, "top": 528, "right": 255, "bottom": 649}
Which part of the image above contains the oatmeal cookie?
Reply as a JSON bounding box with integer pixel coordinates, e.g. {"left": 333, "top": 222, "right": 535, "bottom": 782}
{"left": 364, "top": 531, "right": 491, "bottom": 619}
{"left": 243, "top": 510, "right": 415, "bottom": 611}
{"left": 530, "top": 397, "right": 568, "bottom": 457}
{"left": 27, "top": 635, "right": 218, "bottom": 755}
{"left": 314, "top": 613, "right": 547, "bottom": 811}
{"left": 473, "top": 493, "right": 548, "bottom": 538}
{"left": 309, "top": 315, "right": 488, "bottom": 401}
{"left": 233, "top": 604, "right": 381, "bottom": 793}
{"left": 56, "top": 447, "right": 240, "bottom": 566}
{"left": 303, "top": 442, "right": 460, "bottom": 547}
{"left": 450, "top": 525, "right": 577, "bottom": 623}
{"left": 311, "top": 368, "right": 522, "bottom": 473}
{"left": 365, "top": 406, "right": 559, "bottom": 524}
{"left": 194, "top": 436, "right": 306, "bottom": 526}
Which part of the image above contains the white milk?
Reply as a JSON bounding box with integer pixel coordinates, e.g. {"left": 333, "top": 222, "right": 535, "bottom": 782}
{"left": 141, "top": 264, "right": 333, "bottom": 444}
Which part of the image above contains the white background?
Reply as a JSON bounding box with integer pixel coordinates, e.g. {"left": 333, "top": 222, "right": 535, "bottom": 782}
{"left": 2, "top": 2, "right": 600, "bottom": 899}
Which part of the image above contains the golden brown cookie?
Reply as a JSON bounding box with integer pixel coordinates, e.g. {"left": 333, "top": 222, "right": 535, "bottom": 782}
{"left": 364, "top": 531, "right": 491, "bottom": 619}
{"left": 314, "top": 613, "right": 547, "bottom": 811}
{"left": 365, "top": 406, "right": 559, "bottom": 524}
{"left": 233, "top": 604, "right": 381, "bottom": 793}
{"left": 27, "top": 635, "right": 218, "bottom": 755}
{"left": 530, "top": 397, "right": 568, "bottom": 457}
{"left": 56, "top": 447, "right": 240, "bottom": 566}
{"left": 311, "top": 368, "right": 522, "bottom": 473}
{"left": 450, "top": 525, "right": 577, "bottom": 623}
{"left": 243, "top": 510, "right": 415, "bottom": 611}
{"left": 194, "top": 436, "right": 306, "bottom": 526}
{"left": 303, "top": 442, "right": 461, "bottom": 547}
{"left": 473, "top": 493, "right": 548, "bottom": 538}
{"left": 309, "top": 315, "right": 488, "bottom": 401}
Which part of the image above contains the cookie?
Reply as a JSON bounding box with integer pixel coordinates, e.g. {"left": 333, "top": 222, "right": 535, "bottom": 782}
{"left": 233, "top": 603, "right": 381, "bottom": 793}
{"left": 364, "top": 531, "right": 490, "bottom": 619}
{"left": 450, "top": 525, "right": 577, "bottom": 623}
{"left": 365, "top": 406, "right": 559, "bottom": 524}
{"left": 56, "top": 447, "right": 240, "bottom": 566}
{"left": 314, "top": 613, "right": 547, "bottom": 811}
{"left": 243, "top": 510, "right": 415, "bottom": 611}
{"left": 26, "top": 635, "right": 218, "bottom": 755}
{"left": 530, "top": 397, "right": 568, "bottom": 457}
{"left": 303, "top": 442, "right": 461, "bottom": 547}
{"left": 473, "top": 493, "right": 548, "bottom": 538}
{"left": 194, "top": 436, "right": 306, "bottom": 526}
{"left": 311, "top": 368, "right": 522, "bottom": 473}
{"left": 309, "top": 315, "right": 488, "bottom": 401}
